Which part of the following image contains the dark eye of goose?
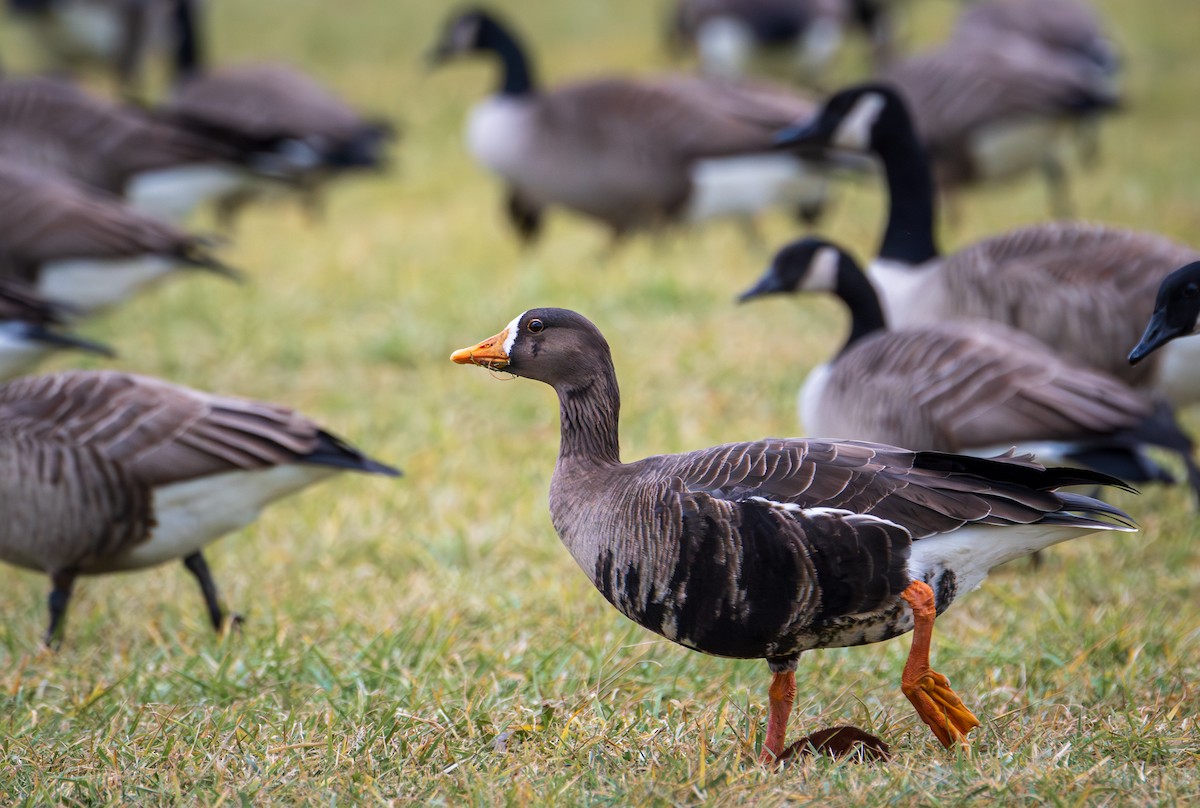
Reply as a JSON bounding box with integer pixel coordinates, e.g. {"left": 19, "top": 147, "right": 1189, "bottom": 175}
{"left": 1185, "top": 283, "right": 1200, "bottom": 299}
{"left": 527, "top": 319, "right": 545, "bottom": 333}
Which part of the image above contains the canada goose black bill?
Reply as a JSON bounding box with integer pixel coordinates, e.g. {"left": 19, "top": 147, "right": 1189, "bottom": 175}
{"left": 1130, "top": 262, "right": 1200, "bottom": 365}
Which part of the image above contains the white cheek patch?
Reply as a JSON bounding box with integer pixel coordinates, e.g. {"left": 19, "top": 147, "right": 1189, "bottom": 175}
{"left": 798, "top": 246, "right": 840, "bottom": 293}
{"left": 832, "top": 92, "right": 885, "bottom": 152}
{"left": 502, "top": 311, "right": 526, "bottom": 357}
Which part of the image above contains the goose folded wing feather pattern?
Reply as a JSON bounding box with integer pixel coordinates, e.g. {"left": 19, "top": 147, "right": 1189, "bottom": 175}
{"left": 0, "top": 162, "right": 239, "bottom": 315}
{"left": 0, "top": 370, "right": 399, "bottom": 645}
{"left": 453, "top": 307, "right": 1134, "bottom": 762}
{"left": 738, "top": 238, "right": 1200, "bottom": 495}
{"left": 0, "top": 75, "right": 242, "bottom": 205}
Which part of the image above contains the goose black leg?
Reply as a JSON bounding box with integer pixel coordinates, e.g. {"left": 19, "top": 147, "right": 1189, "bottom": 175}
{"left": 44, "top": 570, "right": 77, "bottom": 649}
{"left": 1042, "top": 154, "right": 1074, "bottom": 218}
{"left": 899, "top": 580, "right": 980, "bottom": 747}
{"left": 505, "top": 189, "right": 543, "bottom": 245}
{"left": 183, "top": 552, "right": 239, "bottom": 633}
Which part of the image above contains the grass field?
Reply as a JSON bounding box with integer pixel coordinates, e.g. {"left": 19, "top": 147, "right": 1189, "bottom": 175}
{"left": 1, "top": 0, "right": 1199, "bottom": 803}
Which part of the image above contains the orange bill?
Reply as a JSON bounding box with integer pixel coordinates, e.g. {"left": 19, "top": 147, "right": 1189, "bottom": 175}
{"left": 450, "top": 328, "right": 510, "bottom": 368}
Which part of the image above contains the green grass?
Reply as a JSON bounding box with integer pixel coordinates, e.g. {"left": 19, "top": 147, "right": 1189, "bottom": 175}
{"left": 2, "top": 0, "right": 1200, "bottom": 803}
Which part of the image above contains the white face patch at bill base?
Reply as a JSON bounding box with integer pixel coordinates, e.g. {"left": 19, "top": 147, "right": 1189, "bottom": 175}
{"left": 798, "top": 247, "right": 841, "bottom": 293}
{"left": 502, "top": 311, "right": 526, "bottom": 357}
{"left": 832, "top": 92, "right": 886, "bottom": 152}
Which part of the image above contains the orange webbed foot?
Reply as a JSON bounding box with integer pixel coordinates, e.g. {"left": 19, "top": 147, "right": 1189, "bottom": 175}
{"left": 900, "top": 580, "right": 981, "bottom": 749}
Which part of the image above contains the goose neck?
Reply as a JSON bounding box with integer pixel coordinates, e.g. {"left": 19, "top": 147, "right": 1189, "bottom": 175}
{"left": 171, "top": 0, "right": 203, "bottom": 83}
{"left": 875, "top": 117, "right": 939, "bottom": 265}
{"left": 835, "top": 253, "right": 888, "bottom": 356}
{"left": 480, "top": 17, "right": 536, "bottom": 97}
{"left": 554, "top": 365, "right": 621, "bottom": 468}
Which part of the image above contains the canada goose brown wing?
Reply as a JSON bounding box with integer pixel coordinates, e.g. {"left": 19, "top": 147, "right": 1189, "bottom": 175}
{"left": 940, "top": 225, "right": 1200, "bottom": 383}
{"left": 647, "top": 75, "right": 818, "bottom": 132}
{"left": 653, "top": 438, "right": 1109, "bottom": 538}
{"left": 0, "top": 164, "right": 199, "bottom": 272}
{"left": 0, "top": 76, "right": 239, "bottom": 193}
{"left": 167, "top": 63, "right": 368, "bottom": 142}
{"left": 0, "top": 371, "right": 348, "bottom": 486}
{"left": 884, "top": 36, "right": 1108, "bottom": 146}
{"left": 816, "top": 322, "right": 1152, "bottom": 451}
{"left": 956, "top": 0, "right": 1113, "bottom": 66}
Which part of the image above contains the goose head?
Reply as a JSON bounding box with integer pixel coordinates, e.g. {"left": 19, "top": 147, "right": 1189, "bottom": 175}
{"left": 738, "top": 237, "right": 851, "bottom": 301}
{"left": 774, "top": 82, "right": 910, "bottom": 154}
{"left": 428, "top": 7, "right": 515, "bottom": 65}
{"left": 1129, "top": 261, "right": 1200, "bottom": 365}
{"left": 451, "top": 307, "right": 612, "bottom": 389}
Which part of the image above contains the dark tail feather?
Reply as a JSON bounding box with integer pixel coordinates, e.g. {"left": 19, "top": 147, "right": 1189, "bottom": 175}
{"left": 1044, "top": 492, "right": 1137, "bottom": 531}
{"left": 914, "top": 450, "right": 1137, "bottom": 494}
{"left": 176, "top": 242, "right": 246, "bottom": 283}
{"left": 303, "top": 429, "right": 401, "bottom": 477}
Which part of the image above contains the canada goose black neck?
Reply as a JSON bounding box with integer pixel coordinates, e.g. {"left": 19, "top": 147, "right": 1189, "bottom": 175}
{"left": 478, "top": 14, "right": 537, "bottom": 97}
{"left": 874, "top": 95, "right": 940, "bottom": 265}
{"left": 835, "top": 252, "right": 888, "bottom": 356}
{"left": 171, "top": 0, "right": 204, "bottom": 84}
{"left": 555, "top": 357, "right": 621, "bottom": 467}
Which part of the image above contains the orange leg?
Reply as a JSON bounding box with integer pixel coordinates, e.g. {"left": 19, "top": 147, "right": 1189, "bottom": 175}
{"left": 900, "top": 580, "right": 981, "bottom": 748}
{"left": 760, "top": 670, "right": 796, "bottom": 765}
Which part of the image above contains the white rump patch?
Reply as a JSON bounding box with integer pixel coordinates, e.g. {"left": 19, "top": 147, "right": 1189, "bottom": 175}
{"left": 502, "top": 311, "right": 526, "bottom": 357}
{"left": 798, "top": 246, "right": 840, "bottom": 293}
{"left": 685, "top": 154, "right": 826, "bottom": 222}
{"left": 0, "top": 322, "right": 52, "bottom": 380}
{"left": 833, "top": 92, "right": 885, "bottom": 152}
{"left": 95, "top": 465, "right": 339, "bottom": 572}
{"left": 39, "top": 255, "right": 179, "bottom": 315}
{"left": 127, "top": 164, "right": 253, "bottom": 223}
{"left": 695, "top": 18, "right": 755, "bottom": 78}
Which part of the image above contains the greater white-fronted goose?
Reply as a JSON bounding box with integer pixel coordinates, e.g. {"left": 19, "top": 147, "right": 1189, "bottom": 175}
{"left": 0, "top": 161, "right": 239, "bottom": 314}
{"left": 774, "top": 83, "right": 1200, "bottom": 405}
{"left": 0, "top": 369, "right": 399, "bottom": 645}
{"left": 452, "top": 307, "right": 1134, "bottom": 761}
{"left": 1130, "top": 262, "right": 1200, "bottom": 368}
{"left": 159, "top": 0, "right": 393, "bottom": 225}
{"left": 739, "top": 237, "right": 1200, "bottom": 495}
{"left": 429, "top": 7, "right": 838, "bottom": 245}
{"left": 0, "top": 75, "right": 248, "bottom": 222}
{"left": 0, "top": 276, "right": 113, "bottom": 378}
{"left": 877, "top": 30, "right": 1118, "bottom": 214}
{"left": 5, "top": 0, "right": 180, "bottom": 97}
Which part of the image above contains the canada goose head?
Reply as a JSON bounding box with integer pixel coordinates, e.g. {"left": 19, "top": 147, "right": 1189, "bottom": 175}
{"left": 1129, "top": 261, "right": 1200, "bottom": 365}
{"left": 774, "top": 82, "right": 909, "bottom": 154}
{"left": 738, "top": 237, "right": 850, "bottom": 301}
{"left": 428, "top": 7, "right": 515, "bottom": 65}
{"left": 451, "top": 307, "right": 611, "bottom": 389}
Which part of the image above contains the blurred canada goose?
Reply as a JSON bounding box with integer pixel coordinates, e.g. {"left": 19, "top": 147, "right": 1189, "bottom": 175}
{"left": 740, "top": 237, "right": 1200, "bottom": 494}
{"left": 429, "top": 7, "right": 837, "bottom": 245}
{"left": 668, "top": 0, "right": 900, "bottom": 83}
{"left": 774, "top": 84, "right": 1200, "bottom": 405}
{"left": 0, "top": 276, "right": 113, "bottom": 378}
{"left": 452, "top": 307, "right": 1134, "bottom": 762}
{"left": 956, "top": 0, "right": 1118, "bottom": 77}
{"left": 878, "top": 29, "right": 1118, "bottom": 214}
{"left": 1130, "top": 262, "right": 1200, "bottom": 367}
{"left": 0, "top": 369, "right": 399, "bottom": 645}
{"left": 0, "top": 162, "right": 240, "bottom": 314}
{"left": 0, "top": 75, "right": 247, "bottom": 222}
{"left": 159, "top": 0, "right": 393, "bottom": 226}
{"left": 668, "top": 0, "right": 849, "bottom": 84}
{"left": 5, "top": 0, "right": 180, "bottom": 97}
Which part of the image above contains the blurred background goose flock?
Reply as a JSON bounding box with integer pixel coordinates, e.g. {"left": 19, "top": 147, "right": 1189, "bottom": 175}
{"left": 0, "top": 0, "right": 1197, "bottom": 803}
